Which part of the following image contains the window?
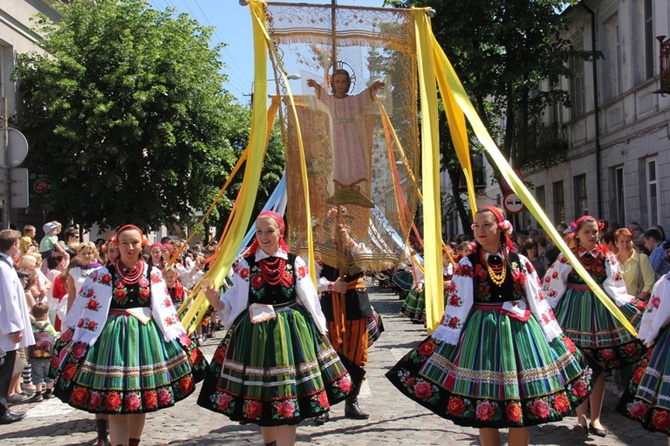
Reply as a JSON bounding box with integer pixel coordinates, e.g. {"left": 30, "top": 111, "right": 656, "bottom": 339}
{"left": 612, "top": 165, "right": 625, "bottom": 226}
{"left": 646, "top": 157, "right": 660, "bottom": 226}
{"left": 536, "top": 185, "right": 546, "bottom": 211}
{"left": 569, "top": 32, "right": 585, "bottom": 118}
{"left": 553, "top": 181, "right": 565, "bottom": 225}
{"left": 645, "top": 0, "right": 654, "bottom": 79}
{"left": 603, "top": 14, "right": 622, "bottom": 101}
{"left": 574, "top": 174, "right": 588, "bottom": 217}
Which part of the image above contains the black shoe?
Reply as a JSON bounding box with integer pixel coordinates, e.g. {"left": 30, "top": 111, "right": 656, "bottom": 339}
{"left": 314, "top": 412, "right": 329, "bottom": 425}
{"left": 588, "top": 423, "right": 607, "bottom": 437}
{"left": 0, "top": 410, "right": 25, "bottom": 425}
{"left": 344, "top": 399, "right": 369, "bottom": 420}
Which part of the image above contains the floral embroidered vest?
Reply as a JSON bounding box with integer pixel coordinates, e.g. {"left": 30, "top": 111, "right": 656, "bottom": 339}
{"left": 469, "top": 250, "right": 526, "bottom": 303}
{"left": 109, "top": 265, "right": 152, "bottom": 309}
{"left": 246, "top": 253, "right": 296, "bottom": 306}
{"left": 567, "top": 251, "right": 607, "bottom": 286}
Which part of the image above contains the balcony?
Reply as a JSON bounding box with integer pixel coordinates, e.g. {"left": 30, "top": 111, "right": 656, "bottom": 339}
{"left": 654, "top": 36, "right": 670, "bottom": 94}
{"left": 517, "top": 122, "right": 568, "bottom": 170}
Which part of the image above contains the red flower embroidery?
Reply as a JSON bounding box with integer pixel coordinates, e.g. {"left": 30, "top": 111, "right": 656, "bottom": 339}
{"left": 100, "top": 273, "right": 112, "bottom": 284}
{"left": 244, "top": 400, "right": 263, "bottom": 419}
{"left": 624, "top": 343, "right": 638, "bottom": 355}
{"left": 114, "top": 289, "right": 127, "bottom": 301}
{"left": 652, "top": 410, "right": 670, "bottom": 431}
{"left": 250, "top": 274, "right": 264, "bottom": 289}
{"left": 86, "top": 300, "right": 99, "bottom": 310}
{"left": 87, "top": 321, "right": 96, "bottom": 331}
{"left": 447, "top": 397, "right": 466, "bottom": 417}
{"left": 214, "top": 347, "right": 227, "bottom": 365}
{"left": 506, "top": 402, "right": 522, "bottom": 423}
{"left": 216, "top": 392, "right": 231, "bottom": 411}
{"left": 139, "top": 288, "right": 150, "bottom": 300}
{"left": 276, "top": 400, "right": 295, "bottom": 418}
{"left": 60, "top": 329, "right": 73, "bottom": 342}
{"left": 563, "top": 336, "right": 576, "bottom": 353}
{"left": 106, "top": 392, "right": 122, "bottom": 411}
{"left": 89, "top": 391, "right": 103, "bottom": 410}
{"left": 476, "top": 401, "right": 496, "bottom": 421}
{"left": 77, "top": 318, "right": 85, "bottom": 328}
{"left": 317, "top": 392, "right": 329, "bottom": 408}
{"left": 337, "top": 376, "right": 353, "bottom": 393}
{"left": 572, "top": 380, "right": 588, "bottom": 398}
{"left": 71, "top": 386, "right": 89, "bottom": 407}
{"left": 143, "top": 391, "right": 157, "bottom": 410}
{"left": 164, "top": 317, "right": 174, "bottom": 326}
{"left": 150, "top": 273, "right": 160, "bottom": 284}
{"left": 530, "top": 399, "right": 550, "bottom": 418}
{"left": 139, "top": 278, "right": 150, "bottom": 287}
{"left": 178, "top": 377, "right": 194, "bottom": 395}
{"left": 447, "top": 317, "right": 460, "bottom": 329}
{"left": 418, "top": 341, "right": 436, "bottom": 356}
{"left": 157, "top": 388, "right": 172, "bottom": 406}
{"left": 62, "top": 363, "right": 76, "bottom": 381}
{"left": 124, "top": 392, "right": 141, "bottom": 411}
{"left": 629, "top": 401, "right": 649, "bottom": 419}
{"left": 413, "top": 381, "right": 433, "bottom": 399}
{"left": 72, "top": 343, "right": 87, "bottom": 359}
{"left": 164, "top": 297, "right": 172, "bottom": 307}
{"left": 651, "top": 296, "right": 661, "bottom": 309}
{"left": 632, "top": 366, "right": 645, "bottom": 385}
{"left": 448, "top": 295, "right": 460, "bottom": 306}
{"left": 297, "top": 265, "right": 308, "bottom": 278}
{"left": 553, "top": 394, "right": 570, "bottom": 413}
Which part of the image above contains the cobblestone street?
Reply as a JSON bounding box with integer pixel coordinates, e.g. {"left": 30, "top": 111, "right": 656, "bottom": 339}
{"left": 0, "top": 285, "right": 660, "bottom": 445}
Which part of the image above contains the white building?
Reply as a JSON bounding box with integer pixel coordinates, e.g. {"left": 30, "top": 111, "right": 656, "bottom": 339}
{"left": 523, "top": 0, "right": 670, "bottom": 232}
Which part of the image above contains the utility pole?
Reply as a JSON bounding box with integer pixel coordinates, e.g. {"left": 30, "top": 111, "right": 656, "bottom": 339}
{"left": 2, "top": 97, "right": 9, "bottom": 228}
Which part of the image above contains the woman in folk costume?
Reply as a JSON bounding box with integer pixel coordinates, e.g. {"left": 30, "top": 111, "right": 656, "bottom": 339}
{"left": 386, "top": 206, "right": 598, "bottom": 446}
{"left": 53, "top": 225, "right": 206, "bottom": 446}
{"left": 617, "top": 243, "right": 670, "bottom": 444}
{"left": 197, "top": 211, "right": 352, "bottom": 446}
{"left": 543, "top": 215, "right": 646, "bottom": 437}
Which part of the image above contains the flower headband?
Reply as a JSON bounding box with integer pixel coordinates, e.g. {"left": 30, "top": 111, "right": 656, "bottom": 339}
{"left": 116, "top": 224, "right": 148, "bottom": 247}
{"left": 473, "top": 206, "right": 514, "bottom": 236}
{"left": 569, "top": 216, "right": 604, "bottom": 232}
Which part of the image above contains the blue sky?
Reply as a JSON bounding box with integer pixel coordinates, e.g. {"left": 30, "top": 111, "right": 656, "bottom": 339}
{"left": 145, "top": 0, "right": 387, "bottom": 102}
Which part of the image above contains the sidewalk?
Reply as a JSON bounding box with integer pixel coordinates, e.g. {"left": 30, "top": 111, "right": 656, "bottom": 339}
{"left": 0, "top": 285, "right": 659, "bottom": 445}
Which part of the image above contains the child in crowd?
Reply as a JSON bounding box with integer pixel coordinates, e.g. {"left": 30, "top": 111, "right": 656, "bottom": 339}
{"left": 28, "top": 302, "right": 58, "bottom": 402}
{"left": 19, "top": 225, "right": 37, "bottom": 254}
{"left": 39, "top": 221, "right": 65, "bottom": 258}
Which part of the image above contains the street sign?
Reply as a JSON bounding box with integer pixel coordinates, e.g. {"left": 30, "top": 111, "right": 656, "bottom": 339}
{"left": 10, "top": 168, "right": 29, "bottom": 208}
{"left": 503, "top": 192, "right": 525, "bottom": 214}
{"left": 1, "top": 128, "right": 29, "bottom": 167}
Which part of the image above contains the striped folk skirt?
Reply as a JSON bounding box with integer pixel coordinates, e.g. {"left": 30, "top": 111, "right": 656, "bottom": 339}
{"left": 553, "top": 284, "right": 646, "bottom": 369}
{"left": 386, "top": 304, "right": 599, "bottom": 428}
{"left": 197, "top": 304, "right": 352, "bottom": 426}
{"left": 401, "top": 288, "right": 426, "bottom": 323}
{"left": 53, "top": 312, "right": 203, "bottom": 414}
{"left": 617, "top": 325, "right": 670, "bottom": 436}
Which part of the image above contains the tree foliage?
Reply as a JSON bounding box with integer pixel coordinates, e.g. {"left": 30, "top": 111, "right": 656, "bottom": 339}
{"left": 12, "top": 0, "right": 282, "bottom": 231}
{"left": 386, "top": 0, "right": 588, "bottom": 232}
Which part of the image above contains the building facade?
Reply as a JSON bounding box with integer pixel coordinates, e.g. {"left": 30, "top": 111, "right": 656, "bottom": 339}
{"left": 524, "top": 0, "right": 670, "bottom": 232}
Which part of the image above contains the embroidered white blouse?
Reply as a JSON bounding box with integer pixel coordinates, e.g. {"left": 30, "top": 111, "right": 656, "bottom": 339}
{"left": 216, "top": 248, "right": 327, "bottom": 334}
{"left": 637, "top": 273, "right": 670, "bottom": 347}
{"left": 542, "top": 247, "right": 633, "bottom": 309}
{"left": 430, "top": 252, "right": 563, "bottom": 345}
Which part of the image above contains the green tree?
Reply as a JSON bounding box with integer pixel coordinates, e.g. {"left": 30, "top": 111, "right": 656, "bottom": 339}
{"left": 12, "top": 0, "right": 281, "bottom": 231}
{"left": 387, "top": 0, "right": 590, "bottom": 232}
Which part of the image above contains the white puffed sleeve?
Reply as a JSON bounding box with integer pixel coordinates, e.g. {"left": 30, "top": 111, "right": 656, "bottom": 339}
{"left": 431, "top": 257, "right": 474, "bottom": 345}
{"left": 602, "top": 251, "right": 635, "bottom": 307}
{"left": 292, "top": 256, "right": 328, "bottom": 334}
{"left": 637, "top": 274, "right": 670, "bottom": 347}
{"left": 542, "top": 254, "right": 572, "bottom": 308}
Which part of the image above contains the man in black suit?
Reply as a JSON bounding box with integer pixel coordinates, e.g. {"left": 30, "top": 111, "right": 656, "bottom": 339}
{"left": 0, "top": 229, "right": 35, "bottom": 424}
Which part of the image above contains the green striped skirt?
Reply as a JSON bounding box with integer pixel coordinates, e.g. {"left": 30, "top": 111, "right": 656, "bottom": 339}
{"left": 386, "top": 304, "right": 599, "bottom": 428}
{"left": 617, "top": 325, "right": 670, "bottom": 435}
{"left": 553, "top": 284, "right": 646, "bottom": 369}
{"left": 401, "top": 288, "right": 426, "bottom": 323}
{"left": 197, "top": 303, "right": 352, "bottom": 426}
{"left": 53, "top": 312, "right": 199, "bottom": 414}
